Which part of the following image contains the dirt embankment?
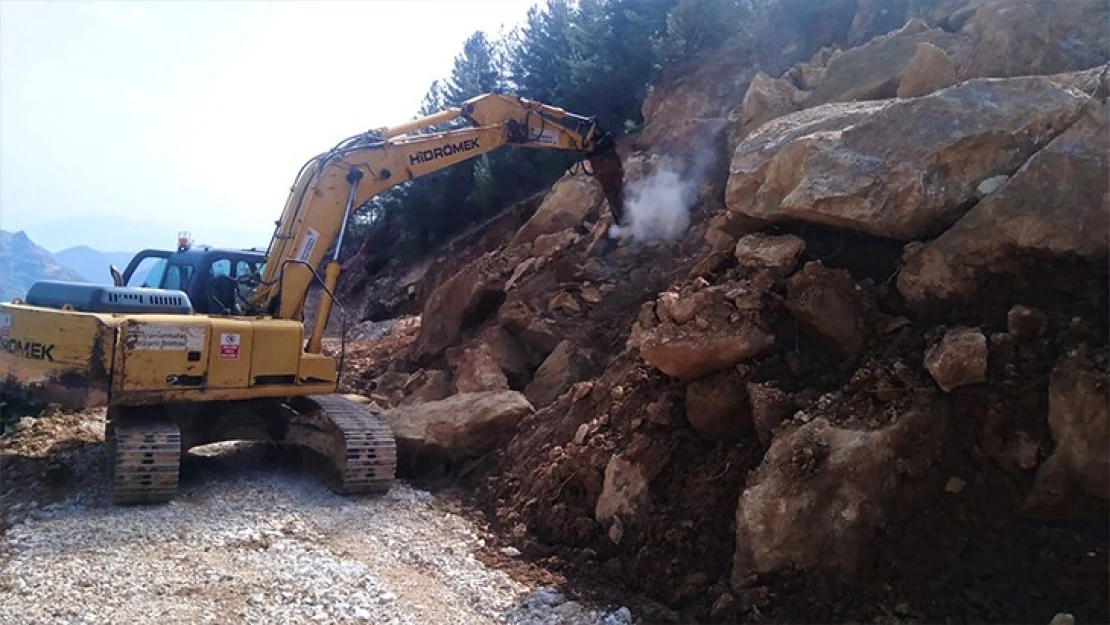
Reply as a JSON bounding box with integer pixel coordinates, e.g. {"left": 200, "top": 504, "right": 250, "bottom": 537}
{"left": 330, "top": 1, "right": 1109, "bottom": 623}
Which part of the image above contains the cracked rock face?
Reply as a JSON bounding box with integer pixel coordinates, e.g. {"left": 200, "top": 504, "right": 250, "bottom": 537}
{"left": 726, "top": 75, "right": 1090, "bottom": 240}
{"left": 731, "top": 398, "right": 949, "bottom": 582}
{"left": 898, "top": 92, "right": 1109, "bottom": 309}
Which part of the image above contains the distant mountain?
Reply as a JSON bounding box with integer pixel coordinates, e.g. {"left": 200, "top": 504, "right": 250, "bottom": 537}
{"left": 54, "top": 246, "right": 136, "bottom": 284}
{"left": 0, "top": 230, "right": 86, "bottom": 302}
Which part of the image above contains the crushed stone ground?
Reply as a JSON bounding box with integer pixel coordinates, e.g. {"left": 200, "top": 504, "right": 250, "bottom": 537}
{"left": 0, "top": 414, "right": 633, "bottom": 625}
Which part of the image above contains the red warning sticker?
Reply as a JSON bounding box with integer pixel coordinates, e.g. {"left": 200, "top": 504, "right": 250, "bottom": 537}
{"left": 219, "top": 332, "right": 241, "bottom": 360}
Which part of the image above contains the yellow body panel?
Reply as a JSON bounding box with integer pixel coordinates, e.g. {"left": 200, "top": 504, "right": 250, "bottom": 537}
{"left": 206, "top": 318, "right": 253, "bottom": 388}
{"left": 1, "top": 303, "right": 337, "bottom": 409}
{"left": 298, "top": 353, "right": 337, "bottom": 385}
{"left": 1, "top": 303, "right": 117, "bottom": 407}
{"left": 250, "top": 321, "right": 303, "bottom": 381}
{"left": 114, "top": 316, "right": 209, "bottom": 391}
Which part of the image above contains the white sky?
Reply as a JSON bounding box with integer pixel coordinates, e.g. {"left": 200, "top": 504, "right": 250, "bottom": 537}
{"left": 0, "top": 0, "right": 535, "bottom": 251}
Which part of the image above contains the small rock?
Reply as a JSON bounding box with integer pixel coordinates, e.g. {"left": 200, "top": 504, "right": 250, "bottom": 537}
{"left": 1007, "top": 305, "right": 1048, "bottom": 341}
{"left": 548, "top": 291, "right": 581, "bottom": 313}
{"left": 603, "top": 607, "right": 634, "bottom": 625}
{"left": 580, "top": 286, "right": 603, "bottom": 304}
{"left": 925, "top": 327, "right": 988, "bottom": 392}
{"left": 977, "top": 175, "right": 1010, "bottom": 197}
{"left": 607, "top": 521, "right": 624, "bottom": 545}
{"left": 501, "top": 546, "right": 521, "bottom": 558}
{"left": 596, "top": 456, "right": 651, "bottom": 527}
{"left": 505, "top": 258, "right": 536, "bottom": 291}
{"left": 748, "top": 383, "right": 792, "bottom": 445}
{"left": 1050, "top": 614, "right": 1076, "bottom": 625}
{"left": 654, "top": 292, "right": 681, "bottom": 323}
{"left": 574, "top": 423, "right": 591, "bottom": 446}
{"left": 945, "top": 477, "right": 967, "bottom": 493}
{"left": 570, "top": 381, "right": 595, "bottom": 403}
{"left": 710, "top": 592, "right": 738, "bottom": 621}
{"left": 734, "top": 233, "right": 806, "bottom": 274}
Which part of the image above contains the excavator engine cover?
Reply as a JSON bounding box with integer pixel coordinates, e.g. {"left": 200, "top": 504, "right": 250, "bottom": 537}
{"left": 25, "top": 281, "right": 193, "bottom": 315}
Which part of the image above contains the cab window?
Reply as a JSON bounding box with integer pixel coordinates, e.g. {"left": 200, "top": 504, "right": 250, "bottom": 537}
{"left": 209, "top": 259, "right": 232, "bottom": 278}
{"left": 128, "top": 258, "right": 166, "bottom": 289}
{"left": 162, "top": 264, "right": 194, "bottom": 291}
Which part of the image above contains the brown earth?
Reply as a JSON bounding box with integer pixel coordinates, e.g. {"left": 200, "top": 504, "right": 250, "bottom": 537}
{"left": 319, "top": 7, "right": 1109, "bottom": 619}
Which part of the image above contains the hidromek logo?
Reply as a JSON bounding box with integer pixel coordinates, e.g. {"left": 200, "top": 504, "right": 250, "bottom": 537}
{"left": 409, "top": 139, "right": 480, "bottom": 165}
{"left": 1, "top": 338, "right": 56, "bottom": 362}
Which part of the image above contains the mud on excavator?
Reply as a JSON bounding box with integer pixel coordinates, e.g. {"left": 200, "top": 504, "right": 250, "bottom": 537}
{"left": 0, "top": 93, "right": 626, "bottom": 504}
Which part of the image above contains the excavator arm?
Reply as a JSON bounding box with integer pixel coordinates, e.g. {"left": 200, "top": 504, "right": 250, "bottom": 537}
{"left": 248, "top": 93, "right": 625, "bottom": 353}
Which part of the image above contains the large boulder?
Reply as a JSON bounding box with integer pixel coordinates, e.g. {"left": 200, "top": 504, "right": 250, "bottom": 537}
{"left": 525, "top": 340, "right": 594, "bottom": 408}
{"left": 685, "top": 371, "right": 752, "bottom": 443}
{"left": 510, "top": 174, "right": 604, "bottom": 247}
{"left": 380, "top": 391, "right": 535, "bottom": 470}
{"left": 498, "top": 300, "right": 562, "bottom": 355}
{"left": 412, "top": 252, "right": 514, "bottom": 357}
{"left": 785, "top": 262, "right": 870, "bottom": 360}
{"left": 961, "top": 0, "right": 1110, "bottom": 79}
{"left": 639, "top": 286, "right": 776, "bottom": 380}
{"left": 736, "top": 72, "right": 802, "bottom": 141}
{"left": 726, "top": 76, "right": 1090, "bottom": 240}
{"left": 447, "top": 345, "right": 509, "bottom": 393}
{"left": 475, "top": 325, "right": 534, "bottom": 387}
{"left": 731, "top": 397, "right": 949, "bottom": 583}
{"left": 898, "top": 92, "right": 1108, "bottom": 308}
{"left": 897, "top": 41, "right": 957, "bottom": 98}
{"left": 810, "top": 19, "right": 966, "bottom": 104}
{"left": 397, "top": 369, "right": 453, "bottom": 406}
{"left": 846, "top": 0, "right": 912, "bottom": 47}
{"left": 1026, "top": 352, "right": 1109, "bottom": 515}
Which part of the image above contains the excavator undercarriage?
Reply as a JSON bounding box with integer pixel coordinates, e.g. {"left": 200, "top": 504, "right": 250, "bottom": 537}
{"left": 104, "top": 395, "right": 396, "bottom": 504}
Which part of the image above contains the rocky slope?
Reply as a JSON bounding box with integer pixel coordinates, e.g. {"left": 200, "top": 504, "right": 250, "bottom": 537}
{"left": 0, "top": 230, "right": 85, "bottom": 302}
{"left": 335, "top": 1, "right": 1109, "bottom": 622}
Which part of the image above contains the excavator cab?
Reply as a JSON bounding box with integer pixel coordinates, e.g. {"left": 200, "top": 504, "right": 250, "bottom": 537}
{"left": 117, "top": 243, "right": 266, "bottom": 315}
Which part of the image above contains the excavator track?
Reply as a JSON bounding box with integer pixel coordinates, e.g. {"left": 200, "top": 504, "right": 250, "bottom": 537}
{"left": 105, "top": 418, "right": 181, "bottom": 505}
{"left": 298, "top": 395, "right": 396, "bottom": 495}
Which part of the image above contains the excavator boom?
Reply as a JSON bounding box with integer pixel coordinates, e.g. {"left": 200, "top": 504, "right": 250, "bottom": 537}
{"left": 248, "top": 93, "right": 625, "bottom": 342}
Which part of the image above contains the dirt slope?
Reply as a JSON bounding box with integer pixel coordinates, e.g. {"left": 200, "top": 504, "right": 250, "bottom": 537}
{"left": 328, "top": 2, "right": 1109, "bottom": 623}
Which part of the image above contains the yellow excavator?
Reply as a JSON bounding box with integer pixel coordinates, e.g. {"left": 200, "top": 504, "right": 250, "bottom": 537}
{"left": 0, "top": 93, "right": 625, "bottom": 504}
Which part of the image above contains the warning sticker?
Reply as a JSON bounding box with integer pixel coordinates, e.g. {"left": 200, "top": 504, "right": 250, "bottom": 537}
{"left": 219, "top": 333, "right": 241, "bottom": 360}
{"left": 0, "top": 314, "right": 10, "bottom": 340}
{"left": 535, "top": 129, "right": 560, "bottom": 145}
{"left": 295, "top": 228, "right": 320, "bottom": 263}
{"left": 131, "top": 324, "right": 205, "bottom": 351}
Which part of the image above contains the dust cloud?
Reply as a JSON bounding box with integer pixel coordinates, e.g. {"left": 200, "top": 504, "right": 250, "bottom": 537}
{"left": 608, "top": 148, "right": 717, "bottom": 243}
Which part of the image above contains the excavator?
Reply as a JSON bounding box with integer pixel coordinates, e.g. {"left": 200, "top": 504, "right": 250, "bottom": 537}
{"left": 0, "top": 93, "right": 626, "bottom": 504}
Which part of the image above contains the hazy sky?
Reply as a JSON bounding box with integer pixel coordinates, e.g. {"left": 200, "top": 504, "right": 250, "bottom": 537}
{"left": 0, "top": 0, "right": 535, "bottom": 251}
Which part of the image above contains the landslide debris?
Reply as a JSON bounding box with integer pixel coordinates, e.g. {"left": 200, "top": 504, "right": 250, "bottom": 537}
{"left": 330, "top": 2, "right": 1109, "bottom": 623}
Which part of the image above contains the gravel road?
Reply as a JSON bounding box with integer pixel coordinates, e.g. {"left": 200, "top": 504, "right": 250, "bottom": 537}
{"left": 0, "top": 414, "right": 634, "bottom": 625}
